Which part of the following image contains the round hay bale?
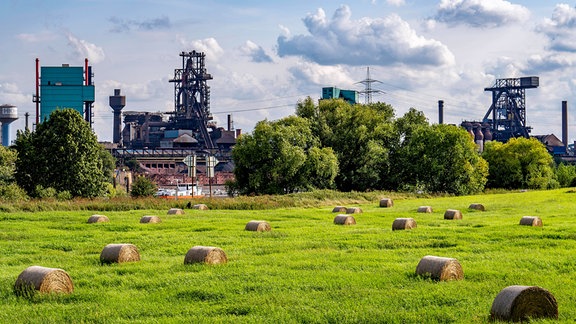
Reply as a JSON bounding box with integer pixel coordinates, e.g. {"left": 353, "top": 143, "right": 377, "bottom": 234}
{"left": 332, "top": 206, "right": 347, "bottom": 213}
{"left": 192, "top": 204, "right": 209, "bottom": 210}
{"left": 14, "top": 266, "right": 73, "bottom": 296}
{"left": 444, "top": 209, "right": 462, "bottom": 220}
{"left": 468, "top": 203, "right": 485, "bottom": 211}
{"left": 167, "top": 208, "right": 184, "bottom": 215}
{"left": 520, "top": 216, "right": 542, "bottom": 227}
{"left": 392, "top": 218, "right": 417, "bottom": 231}
{"left": 100, "top": 243, "right": 140, "bottom": 264}
{"left": 140, "top": 215, "right": 161, "bottom": 223}
{"left": 333, "top": 214, "right": 356, "bottom": 225}
{"left": 87, "top": 214, "right": 109, "bottom": 223}
{"left": 490, "top": 285, "right": 558, "bottom": 322}
{"left": 245, "top": 220, "right": 271, "bottom": 232}
{"left": 417, "top": 206, "right": 433, "bottom": 213}
{"left": 379, "top": 198, "right": 393, "bottom": 208}
{"left": 415, "top": 255, "right": 463, "bottom": 281}
{"left": 346, "top": 207, "right": 363, "bottom": 214}
{"left": 184, "top": 246, "right": 227, "bottom": 265}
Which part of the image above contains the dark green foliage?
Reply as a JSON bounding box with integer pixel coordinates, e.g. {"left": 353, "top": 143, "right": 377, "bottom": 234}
{"left": 555, "top": 163, "right": 576, "bottom": 187}
{"left": 483, "top": 137, "right": 556, "bottom": 189}
{"left": 232, "top": 116, "right": 338, "bottom": 195}
{"left": 395, "top": 124, "right": 488, "bottom": 195}
{"left": 14, "top": 109, "right": 109, "bottom": 198}
{"left": 0, "top": 146, "right": 28, "bottom": 201}
{"left": 130, "top": 175, "right": 157, "bottom": 197}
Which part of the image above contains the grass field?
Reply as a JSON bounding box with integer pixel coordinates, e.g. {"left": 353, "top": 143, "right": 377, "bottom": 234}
{"left": 1, "top": 189, "right": 575, "bottom": 323}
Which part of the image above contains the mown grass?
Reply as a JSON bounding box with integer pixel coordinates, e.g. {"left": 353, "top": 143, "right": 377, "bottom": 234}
{"left": 0, "top": 189, "right": 575, "bottom": 323}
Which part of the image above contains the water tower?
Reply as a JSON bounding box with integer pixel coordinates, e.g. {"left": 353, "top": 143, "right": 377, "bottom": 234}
{"left": 109, "top": 89, "right": 126, "bottom": 145}
{"left": 0, "top": 104, "right": 18, "bottom": 146}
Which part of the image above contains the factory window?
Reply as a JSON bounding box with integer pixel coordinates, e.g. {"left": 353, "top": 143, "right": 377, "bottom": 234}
{"left": 145, "top": 164, "right": 151, "bottom": 168}
{"left": 152, "top": 164, "right": 157, "bottom": 169}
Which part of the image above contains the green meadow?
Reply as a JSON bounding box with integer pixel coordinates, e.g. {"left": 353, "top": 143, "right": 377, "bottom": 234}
{"left": 1, "top": 189, "right": 575, "bottom": 323}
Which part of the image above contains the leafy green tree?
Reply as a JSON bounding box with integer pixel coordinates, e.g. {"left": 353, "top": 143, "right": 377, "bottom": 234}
{"left": 130, "top": 175, "right": 157, "bottom": 197}
{"left": 396, "top": 124, "right": 488, "bottom": 195}
{"left": 14, "top": 109, "right": 109, "bottom": 198}
{"left": 556, "top": 163, "right": 576, "bottom": 187}
{"left": 0, "top": 146, "right": 28, "bottom": 201}
{"left": 232, "top": 116, "right": 338, "bottom": 195}
{"left": 483, "top": 137, "right": 556, "bottom": 189}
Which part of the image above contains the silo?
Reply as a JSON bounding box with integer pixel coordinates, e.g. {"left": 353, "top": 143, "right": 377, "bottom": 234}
{"left": 474, "top": 123, "right": 484, "bottom": 153}
{"left": 0, "top": 104, "right": 18, "bottom": 146}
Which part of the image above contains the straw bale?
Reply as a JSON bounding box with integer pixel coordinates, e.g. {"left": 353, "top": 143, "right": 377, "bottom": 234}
{"left": 379, "top": 198, "right": 393, "bottom": 208}
{"left": 140, "top": 215, "right": 161, "bottom": 223}
{"left": 245, "top": 220, "right": 271, "bottom": 232}
{"left": 417, "top": 206, "right": 433, "bottom": 213}
{"left": 490, "top": 285, "right": 558, "bottom": 322}
{"left": 392, "top": 218, "right": 417, "bottom": 231}
{"left": 444, "top": 209, "right": 462, "bottom": 220}
{"left": 468, "top": 203, "right": 485, "bottom": 211}
{"left": 415, "top": 255, "right": 463, "bottom": 281}
{"left": 333, "top": 214, "right": 356, "bottom": 225}
{"left": 519, "top": 216, "right": 542, "bottom": 227}
{"left": 346, "top": 207, "right": 363, "bottom": 214}
{"left": 332, "top": 206, "right": 347, "bottom": 213}
{"left": 167, "top": 208, "right": 184, "bottom": 215}
{"left": 14, "top": 266, "right": 73, "bottom": 296}
{"left": 192, "top": 204, "right": 209, "bottom": 210}
{"left": 100, "top": 243, "right": 140, "bottom": 264}
{"left": 184, "top": 246, "right": 227, "bottom": 265}
{"left": 87, "top": 214, "right": 109, "bottom": 223}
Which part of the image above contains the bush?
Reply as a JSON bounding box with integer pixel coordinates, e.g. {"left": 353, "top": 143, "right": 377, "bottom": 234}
{"left": 130, "top": 176, "right": 157, "bottom": 197}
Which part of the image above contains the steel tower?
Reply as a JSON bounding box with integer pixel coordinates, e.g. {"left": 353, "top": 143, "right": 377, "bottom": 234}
{"left": 169, "top": 51, "right": 214, "bottom": 149}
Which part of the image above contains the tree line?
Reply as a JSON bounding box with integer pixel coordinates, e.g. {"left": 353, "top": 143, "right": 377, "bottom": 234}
{"left": 0, "top": 104, "right": 571, "bottom": 201}
{"left": 229, "top": 98, "right": 569, "bottom": 195}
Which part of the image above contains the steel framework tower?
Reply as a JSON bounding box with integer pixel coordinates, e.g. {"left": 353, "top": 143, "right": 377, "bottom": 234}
{"left": 169, "top": 51, "right": 214, "bottom": 149}
{"left": 482, "top": 77, "right": 539, "bottom": 142}
{"left": 357, "top": 67, "right": 383, "bottom": 104}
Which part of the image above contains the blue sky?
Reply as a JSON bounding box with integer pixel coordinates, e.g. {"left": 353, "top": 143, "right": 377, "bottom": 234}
{"left": 1, "top": 0, "right": 575, "bottom": 143}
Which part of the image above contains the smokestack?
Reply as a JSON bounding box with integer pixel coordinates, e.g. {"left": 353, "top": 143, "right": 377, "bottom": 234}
{"left": 438, "top": 100, "right": 444, "bottom": 124}
{"left": 109, "top": 89, "right": 126, "bottom": 145}
{"left": 227, "top": 114, "right": 232, "bottom": 131}
{"left": 562, "top": 101, "right": 568, "bottom": 153}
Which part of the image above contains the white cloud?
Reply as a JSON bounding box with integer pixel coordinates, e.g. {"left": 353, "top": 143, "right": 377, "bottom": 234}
{"left": 433, "top": 0, "right": 530, "bottom": 28}
{"left": 537, "top": 4, "right": 576, "bottom": 52}
{"left": 66, "top": 34, "right": 106, "bottom": 63}
{"left": 239, "top": 41, "right": 273, "bottom": 63}
{"left": 179, "top": 37, "right": 224, "bottom": 60}
{"left": 288, "top": 61, "right": 355, "bottom": 88}
{"left": 277, "top": 5, "right": 455, "bottom": 67}
{"left": 386, "top": 0, "right": 405, "bottom": 6}
{"left": 16, "top": 30, "right": 58, "bottom": 43}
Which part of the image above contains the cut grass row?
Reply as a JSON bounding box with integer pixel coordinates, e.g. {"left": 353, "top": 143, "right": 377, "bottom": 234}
{"left": 0, "top": 188, "right": 575, "bottom": 322}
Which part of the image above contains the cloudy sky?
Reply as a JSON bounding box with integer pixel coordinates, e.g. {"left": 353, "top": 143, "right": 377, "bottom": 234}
{"left": 1, "top": 0, "right": 575, "bottom": 143}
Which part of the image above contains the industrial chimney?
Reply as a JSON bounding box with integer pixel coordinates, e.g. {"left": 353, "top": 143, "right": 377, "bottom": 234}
{"left": 109, "top": 89, "right": 126, "bottom": 145}
{"left": 438, "top": 100, "right": 444, "bottom": 124}
{"left": 0, "top": 104, "right": 18, "bottom": 146}
{"left": 562, "top": 101, "right": 568, "bottom": 153}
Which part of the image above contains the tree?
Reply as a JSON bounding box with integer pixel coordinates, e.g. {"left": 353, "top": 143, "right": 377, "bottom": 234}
{"left": 232, "top": 116, "right": 338, "bottom": 195}
{"left": 0, "top": 146, "right": 28, "bottom": 201}
{"left": 130, "top": 176, "right": 157, "bottom": 197}
{"left": 555, "top": 163, "right": 576, "bottom": 188}
{"left": 483, "top": 137, "right": 556, "bottom": 189}
{"left": 14, "top": 109, "right": 109, "bottom": 198}
{"left": 396, "top": 124, "right": 488, "bottom": 195}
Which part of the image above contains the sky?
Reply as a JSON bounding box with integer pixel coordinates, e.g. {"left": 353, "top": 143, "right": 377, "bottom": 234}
{"left": 1, "top": 0, "right": 576, "bottom": 144}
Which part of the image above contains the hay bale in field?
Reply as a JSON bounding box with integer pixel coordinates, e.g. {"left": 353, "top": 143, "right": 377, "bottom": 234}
{"left": 333, "top": 214, "right": 356, "bottom": 225}
{"left": 346, "top": 207, "right": 363, "bottom": 214}
{"left": 490, "top": 285, "right": 558, "bottom": 322}
{"left": 379, "top": 198, "right": 393, "bottom": 208}
{"left": 417, "top": 206, "right": 433, "bottom": 213}
{"left": 245, "top": 220, "right": 271, "bottom": 232}
{"left": 415, "top": 255, "right": 463, "bottom": 281}
{"left": 444, "top": 209, "right": 462, "bottom": 220}
{"left": 392, "top": 218, "right": 417, "bottom": 231}
{"left": 87, "top": 214, "right": 109, "bottom": 223}
{"left": 14, "top": 266, "right": 73, "bottom": 296}
{"left": 167, "top": 208, "right": 184, "bottom": 215}
{"left": 184, "top": 246, "right": 227, "bottom": 265}
{"left": 192, "top": 204, "right": 209, "bottom": 210}
{"left": 100, "top": 243, "right": 140, "bottom": 264}
{"left": 520, "top": 216, "right": 542, "bottom": 227}
{"left": 332, "top": 206, "right": 347, "bottom": 213}
{"left": 468, "top": 203, "right": 485, "bottom": 211}
{"left": 140, "top": 215, "right": 161, "bottom": 223}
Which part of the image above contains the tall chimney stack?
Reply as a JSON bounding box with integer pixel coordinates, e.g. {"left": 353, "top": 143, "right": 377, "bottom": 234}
{"left": 109, "top": 89, "right": 126, "bottom": 145}
{"left": 438, "top": 100, "right": 444, "bottom": 124}
{"left": 562, "top": 101, "right": 568, "bottom": 153}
